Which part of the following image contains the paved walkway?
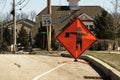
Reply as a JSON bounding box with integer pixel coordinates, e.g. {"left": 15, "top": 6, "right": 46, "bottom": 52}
{"left": 0, "top": 54, "right": 105, "bottom": 80}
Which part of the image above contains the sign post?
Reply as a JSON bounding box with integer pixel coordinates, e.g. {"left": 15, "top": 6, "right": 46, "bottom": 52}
{"left": 56, "top": 18, "right": 97, "bottom": 61}
{"left": 41, "top": 32, "right": 47, "bottom": 50}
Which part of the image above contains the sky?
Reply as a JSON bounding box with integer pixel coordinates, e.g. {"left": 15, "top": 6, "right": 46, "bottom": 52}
{"left": 0, "top": 0, "right": 113, "bottom": 15}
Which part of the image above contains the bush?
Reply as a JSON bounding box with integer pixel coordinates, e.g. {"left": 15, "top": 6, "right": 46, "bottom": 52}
{"left": 89, "top": 40, "right": 108, "bottom": 51}
{"left": 0, "top": 42, "right": 8, "bottom": 53}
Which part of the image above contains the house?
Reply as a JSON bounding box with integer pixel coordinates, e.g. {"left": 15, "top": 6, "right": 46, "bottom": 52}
{"left": 0, "top": 18, "right": 36, "bottom": 49}
{"left": 34, "top": 6, "right": 106, "bottom": 50}
{"left": 36, "top": 6, "right": 104, "bottom": 36}
{"left": 4, "top": 19, "right": 35, "bottom": 35}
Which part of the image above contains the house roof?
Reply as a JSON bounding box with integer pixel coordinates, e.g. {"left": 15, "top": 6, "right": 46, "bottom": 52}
{"left": 37, "top": 6, "right": 104, "bottom": 20}
{"left": 37, "top": 6, "right": 104, "bottom": 35}
{"left": 0, "top": 18, "right": 36, "bottom": 28}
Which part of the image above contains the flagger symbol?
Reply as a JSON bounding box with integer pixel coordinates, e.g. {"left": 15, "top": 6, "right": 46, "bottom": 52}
{"left": 65, "top": 27, "right": 88, "bottom": 51}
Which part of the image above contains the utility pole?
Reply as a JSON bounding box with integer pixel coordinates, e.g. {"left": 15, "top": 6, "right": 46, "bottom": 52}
{"left": 47, "top": 0, "right": 51, "bottom": 51}
{"left": 13, "top": 0, "right": 17, "bottom": 53}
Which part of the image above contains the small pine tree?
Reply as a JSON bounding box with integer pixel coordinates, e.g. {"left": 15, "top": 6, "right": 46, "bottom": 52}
{"left": 51, "top": 29, "right": 58, "bottom": 50}
{"left": 17, "top": 26, "right": 29, "bottom": 50}
{"left": 93, "top": 10, "right": 114, "bottom": 39}
{"left": 34, "top": 26, "right": 47, "bottom": 50}
{"left": 3, "top": 27, "right": 12, "bottom": 45}
{"left": 34, "top": 27, "right": 42, "bottom": 48}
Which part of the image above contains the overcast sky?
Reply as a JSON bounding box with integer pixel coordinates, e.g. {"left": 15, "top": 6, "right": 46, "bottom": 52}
{"left": 0, "top": 0, "right": 113, "bottom": 15}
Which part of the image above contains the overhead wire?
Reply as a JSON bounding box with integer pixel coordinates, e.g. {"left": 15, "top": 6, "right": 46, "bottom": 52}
{"left": 16, "top": 0, "right": 25, "bottom": 6}
{"left": 19, "top": 0, "right": 30, "bottom": 10}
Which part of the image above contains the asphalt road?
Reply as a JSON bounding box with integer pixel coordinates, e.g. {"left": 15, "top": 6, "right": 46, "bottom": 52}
{"left": 0, "top": 54, "right": 105, "bottom": 80}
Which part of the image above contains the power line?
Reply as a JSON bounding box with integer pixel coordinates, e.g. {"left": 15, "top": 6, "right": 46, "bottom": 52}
{"left": 11, "top": 0, "right": 31, "bottom": 14}
{"left": 16, "top": 0, "right": 25, "bottom": 6}
{"left": 18, "top": 0, "right": 31, "bottom": 10}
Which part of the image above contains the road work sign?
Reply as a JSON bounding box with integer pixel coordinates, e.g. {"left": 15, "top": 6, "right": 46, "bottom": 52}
{"left": 56, "top": 18, "right": 97, "bottom": 59}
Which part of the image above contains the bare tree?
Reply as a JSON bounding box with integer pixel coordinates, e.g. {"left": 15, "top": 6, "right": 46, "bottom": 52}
{"left": 1, "top": 12, "right": 12, "bottom": 21}
{"left": 111, "top": 0, "right": 120, "bottom": 50}
{"left": 16, "top": 11, "right": 36, "bottom": 21}
{"left": 1, "top": 11, "right": 36, "bottom": 21}
{"left": 29, "top": 11, "right": 36, "bottom": 21}
{"left": 16, "top": 13, "right": 21, "bottom": 20}
{"left": 21, "top": 12, "right": 29, "bottom": 19}
{"left": 16, "top": 12, "right": 29, "bottom": 20}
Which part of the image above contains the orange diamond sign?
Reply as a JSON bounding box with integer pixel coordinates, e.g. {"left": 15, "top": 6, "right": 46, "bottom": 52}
{"left": 56, "top": 18, "right": 97, "bottom": 59}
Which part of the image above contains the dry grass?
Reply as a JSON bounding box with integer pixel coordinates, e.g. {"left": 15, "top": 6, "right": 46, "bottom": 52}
{"left": 84, "top": 51, "right": 120, "bottom": 71}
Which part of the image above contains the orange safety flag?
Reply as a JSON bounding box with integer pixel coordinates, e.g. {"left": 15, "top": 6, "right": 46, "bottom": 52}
{"left": 56, "top": 18, "right": 97, "bottom": 59}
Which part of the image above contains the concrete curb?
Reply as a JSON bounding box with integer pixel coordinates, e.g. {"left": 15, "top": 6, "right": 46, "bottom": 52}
{"left": 82, "top": 55, "right": 120, "bottom": 80}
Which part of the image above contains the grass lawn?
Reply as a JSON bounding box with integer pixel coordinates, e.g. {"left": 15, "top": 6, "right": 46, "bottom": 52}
{"left": 84, "top": 51, "right": 120, "bottom": 71}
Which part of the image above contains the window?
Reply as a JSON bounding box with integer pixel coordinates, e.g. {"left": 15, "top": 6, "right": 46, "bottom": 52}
{"left": 85, "top": 25, "right": 94, "bottom": 30}
{"left": 89, "top": 25, "right": 94, "bottom": 29}
{"left": 82, "top": 16, "right": 85, "bottom": 20}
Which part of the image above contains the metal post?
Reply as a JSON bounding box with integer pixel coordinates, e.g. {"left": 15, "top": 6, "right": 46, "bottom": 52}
{"left": 43, "top": 33, "right": 44, "bottom": 49}
{"left": 47, "top": 0, "right": 52, "bottom": 51}
{"left": 41, "top": 32, "right": 47, "bottom": 50}
{"left": 13, "top": 0, "right": 17, "bottom": 53}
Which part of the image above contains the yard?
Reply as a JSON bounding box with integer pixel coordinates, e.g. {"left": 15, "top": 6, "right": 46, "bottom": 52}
{"left": 84, "top": 51, "right": 120, "bottom": 71}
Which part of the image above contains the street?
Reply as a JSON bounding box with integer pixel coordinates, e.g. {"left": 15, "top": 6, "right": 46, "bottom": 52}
{"left": 0, "top": 54, "right": 105, "bottom": 80}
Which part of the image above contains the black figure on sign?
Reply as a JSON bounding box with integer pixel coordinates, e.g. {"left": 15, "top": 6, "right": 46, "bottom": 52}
{"left": 65, "top": 27, "right": 88, "bottom": 51}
